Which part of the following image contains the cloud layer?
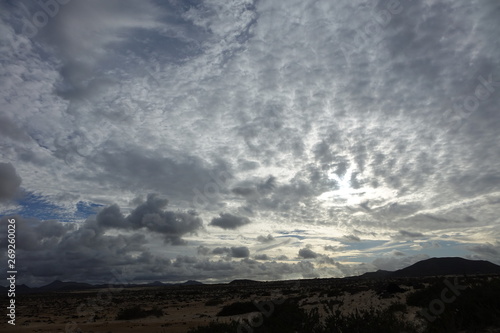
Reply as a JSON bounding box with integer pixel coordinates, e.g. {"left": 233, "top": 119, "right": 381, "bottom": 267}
{"left": 1, "top": 0, "right": 500, "bottom": 285}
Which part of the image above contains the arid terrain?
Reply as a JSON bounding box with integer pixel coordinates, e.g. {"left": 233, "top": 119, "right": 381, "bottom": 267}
{"left": 2, "top": 273, "right": 500, "bottom": 333}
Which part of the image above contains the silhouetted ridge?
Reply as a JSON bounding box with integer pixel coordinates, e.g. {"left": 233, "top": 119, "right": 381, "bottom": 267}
{"left": 39, "top": 280, "right": 94, "bottom": 291}
{"left": 357, "top": 269, "right": 392, "bottom": 279}
{"left": 228, "top": 279, "right": 262, "bottom": 285}
{"left": 391, "top": 257, "right": 500, "bottom": 277}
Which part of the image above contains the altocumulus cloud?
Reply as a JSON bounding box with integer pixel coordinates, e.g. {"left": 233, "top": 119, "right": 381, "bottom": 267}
{"left": 2, "top": 0, "right": 500, "bottom": 285}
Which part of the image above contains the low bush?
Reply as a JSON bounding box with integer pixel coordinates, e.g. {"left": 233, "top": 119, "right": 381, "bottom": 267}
{"left": 115, "top": 305, "right": 163, "bottom": 320}
{"left": 216, "top": 301, "right": 258, "bottom": 316}
{"left": 205, "top": 298, "right": 224, "bottom": 306}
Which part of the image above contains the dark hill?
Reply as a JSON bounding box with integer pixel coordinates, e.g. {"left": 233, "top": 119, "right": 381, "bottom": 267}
{"left": 228, "top": 279, "right": 262, "bottom": 285}
{"left": 355, "top": 269, "right": 392, "bottom": 279}
{"left": 391, "top": 257, "right": 500, "bottom": 277}
{"left": 39, "top": 280, "right": 94, "bottom": 291}
{"left": 182, "top": 280, "right": 203, "bottom": 285}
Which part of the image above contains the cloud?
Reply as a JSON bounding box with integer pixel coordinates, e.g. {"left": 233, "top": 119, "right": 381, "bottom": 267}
{"left": 257, "top": 234, "right": 275, "bottom": 243}
{"left": 212, "top": 247, "right": 231, "bottom": 255}
{"left": 0, "top": 163, "right": 22, "bottom": 201}
{"left": 343, "top": 234, "right": 361, "bottom": 242}
{"left": 232, "top": 187, "right": 257, "bottom": 196}
{"left": 0, "top": 214, "right": 150, "bottom": 284}
{"left": 254, "top": 254, "right": 270, "bottom": 260}
{"left": 397, "top": 230, "right": 424, "bottom": 238}
{"left": 197, "top": 245, "right": 211, "bottom": 255}
{"left": 95, "top": 193, "right": 203, "bottom": 245}
{"left": 324, "top": 245, "right": 343, "bottom": 252}
{"left": 231, "top": 246, "right": 250, "bottom": 258}
{"left": 209, "top": 213, "right": 251, "bottom": 230}
{"left": 258, "top": 176, "right": 277, "bottom": 192}
{"left": 298, "top": 248, "right": 318, "bottom": 259}
{"left": 372, "top": 254, "right": 430, "bottom": 271}
{"left": 2, "top": 0, "right": 500, "bottom": 285}
{"left": 467, "top": 242, "right": 500, "bottom": 257}
{"left": 0, "top": 116, "right": 31, "bottom": 142}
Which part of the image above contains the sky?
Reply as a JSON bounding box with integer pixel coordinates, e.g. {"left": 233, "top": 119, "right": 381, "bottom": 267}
{"left": 1, "top": 0, "right": 499, "bottom": 287}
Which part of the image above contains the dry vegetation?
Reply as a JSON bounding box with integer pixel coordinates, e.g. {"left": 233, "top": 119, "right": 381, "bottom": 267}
{"left": 1, "top": 275, "right": 499, "bottom": 333}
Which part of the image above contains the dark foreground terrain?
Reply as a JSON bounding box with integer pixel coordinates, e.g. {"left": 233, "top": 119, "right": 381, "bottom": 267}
{"left": 2, "top": 274, "right": 500, "bottom": 333}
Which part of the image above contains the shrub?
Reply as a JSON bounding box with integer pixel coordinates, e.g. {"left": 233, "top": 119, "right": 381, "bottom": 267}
{"left": 323, "top": 307, "right": 418, "bottom": 333}
{"left": 216, "top": 301, "right": 258, "bottom": 316}
{"left": 187, "top": 321, "right": 240, "bottom": 333}
{"left": 205, "top": 298, "right": 224, "bottom": 306}
{"left": 115, "top": 305, "right": 163, "bottom": 320}
{"left": 420, "top": 278, "right": 500, "bottom": 333}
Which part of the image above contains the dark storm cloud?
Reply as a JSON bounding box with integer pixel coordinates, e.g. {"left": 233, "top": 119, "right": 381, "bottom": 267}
{"left": 231, "top": 246, "right": 250, "bottom": 258}
{"left": 100, "top": 193, "right": 203, "bottom": 244}
{"left": 0, "top": 162, "right": 22, "bottom": 201}
{"left": 212, "top": 247, "right": 231, "bottom": 255}
{"left": 298, "top": 248, "right": 318, "bottom": 259}
{"left": 0, "top": 216, "right": 74, "bottom": 251}
{"left": 254, "top": 254, "right": 269, "bottom": 260}
{"left": 95, "top": 204, "right": 125, "bottom": 229}
{"left": 210, "top": 246, "right": 250, "bottom": 258}
{"left": 0, "top": 214, "right": 150, "bottom": 284}
{"left": 209, "top": 213, "right": 251, "bottom": 229}
{"left": 123, "top": 193, "right": 203, "bottom": 244}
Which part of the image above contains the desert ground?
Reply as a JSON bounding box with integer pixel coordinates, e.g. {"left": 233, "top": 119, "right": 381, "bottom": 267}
{"left": 2, "top": 275, "right": 500, "bottom": 333}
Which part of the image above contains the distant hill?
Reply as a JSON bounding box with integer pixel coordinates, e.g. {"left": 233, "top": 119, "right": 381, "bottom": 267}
{"left": 3, "top": 257, "right": 499, "bottom": 293}
{"left": 228, "top": 279, "right": 262, "bottom": 285}
{"left": 1, "top": 279, "right": 204, "bottom": 294}
{"left": 39, "top": 280, "right": 94, "bottom": 291}
{"left": 391, "top": 257, "right": 500, "bottom": 277}
{"left": 183, "top": 280, "right": 203, "bottom": 285}
{"left": 356, "top": 269, "right": 392, "bottom": 279}
{"left": 349, "top": 257, "right": 500, "bottom": 280}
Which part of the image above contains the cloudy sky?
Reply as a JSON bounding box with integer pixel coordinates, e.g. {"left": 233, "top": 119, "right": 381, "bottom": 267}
{"left": 1, "top": 0, "right": 500, "bottom": 286}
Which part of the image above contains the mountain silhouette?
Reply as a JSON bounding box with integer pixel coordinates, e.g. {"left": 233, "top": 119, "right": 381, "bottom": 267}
{"left": 2, "top": 257, "right": 499, "bottom": 294}
{"left": 390, "top": 257, "right": 500, "bottom": 277}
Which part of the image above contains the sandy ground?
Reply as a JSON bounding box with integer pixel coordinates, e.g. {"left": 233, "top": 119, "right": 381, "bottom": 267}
{"left": 1, "top": 276, "right": 498, "bottom": 333}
